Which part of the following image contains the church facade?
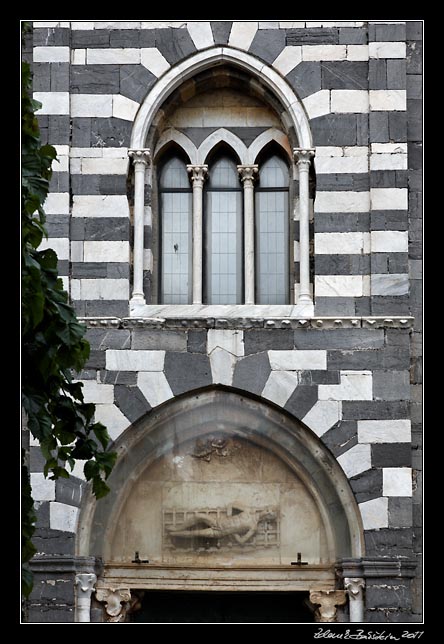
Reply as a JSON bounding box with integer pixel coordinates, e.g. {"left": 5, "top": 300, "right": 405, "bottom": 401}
{"left": 24, "top": 20, "right": 422, "bottom": 623}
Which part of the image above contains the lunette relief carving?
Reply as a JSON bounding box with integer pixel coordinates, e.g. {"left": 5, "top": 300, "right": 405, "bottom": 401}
{"left": 191, "top": 437, "right": 230, "bottom": 461}
{"left": 309, "top": 589, "right": 347, "bottom": 623}
{"left": 164, "top": 503, "right": 279, "bottom": 550}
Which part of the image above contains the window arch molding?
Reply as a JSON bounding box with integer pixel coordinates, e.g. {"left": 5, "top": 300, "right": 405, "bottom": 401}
{"left": 129, "top": 47, "right": 315, "bottom": 316}
{"left": 130, "top": 47, "right": 313, "bottom": 150}
{"left": 197, "top": 128, "right": 248, "bottom": 166}
{"left": 154, "top": 128, "right": 198, "bottom": 165}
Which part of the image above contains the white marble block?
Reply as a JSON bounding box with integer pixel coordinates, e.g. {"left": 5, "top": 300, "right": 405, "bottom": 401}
{"left": 371, "top": 274, "right": 409, "bottom": 296}
{"left": 187, "top": 22, "right": 214, "bottom": 49}
{"left": 76, "top": 381, "right": 114, "bottom": 404}
{"left": 34, "top": 92, "right": 70, "bottom": 115}
{"left": 272, "top": 46, "right": 302, "bottom": 76}
{"left": 261, "top": 371, "right": 299, "bottom": 408}
{"left": 137, "top": 371, "right": 174, "bottom": 408}
{"left": 370, "top": 188, "right": 408, "bottom": 210}
{"left": 86, "top": 48, "right": 141, "bottom": 64}
{"left": 315, "top": 275, "right": 366, "bottom": 297}
{"left": 140, "top": 48, "right": 171, "bottom": 77}
{"left": 371, "top": 231, "right": 409, "bottom": 252}
{"left": 72, "top": 195, "right": 130, "bottom": 218}
{"left": 33, "top": 47, "right": 70, "bottom": 63}
{"left": 268, "top": 350, "right": 327, "bottom": 370}
{"left": 228, "top": 22, "right": 258, "bottom": 50}
{"left": 369, "top": 90, "right": 407, "bottom": 111}
{"left": 30, "top": 473, "right": 56, "bottom": 501}
{"left": 338, "top": 443, "right": 372, "bottom": 478}
{"left": 357, "top": 419, "right": 411, "bottom": 443}
{"left": 369, "top": 41, "right": 406, "bottom": 59}
{"left": 207, "top": 329, "right": 244, "bottom": 356}
{"left": 71, "top": 94, "right": 113, "bottom": 117}
{"left": 302, "top": 400, "right": 342, "bottom": 437}
{"left": 315, "top": 191, "right": 370, "bottom": 213}
{"left": 49, "top": 502, "right": 79, "bottom": 533}
{"left": 210, "top": 348, "right": 237, "bottom": 386}
{"left": 302, "top": 90, "right": 330, "bottom": 119}
{"left": 318, "top": 371, "right": 373, "bottom": 401}
{"left": 359, "top": 497, "right": 389, "bottom": 530}
{"left": 106, "top": 350, "right": 165, "bottom": 371}
{"left": 83, "top": 241, "right": 130, "bottom": 262}
{"left": 315, "top": 232, "right": 370, "bottom": 254}
{"left": 330, "top": 90, "right": 369, "bottom": 113}
{"left": 94, "top": 404, "right": 130, "bottom": 440}
{"left": 382, "top": 468, "right": 412, "bottom": 497}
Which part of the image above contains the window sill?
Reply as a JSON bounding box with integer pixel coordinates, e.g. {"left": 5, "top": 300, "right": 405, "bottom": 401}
{"left": 129, "top": 301, "right": 315, "bottom": 319}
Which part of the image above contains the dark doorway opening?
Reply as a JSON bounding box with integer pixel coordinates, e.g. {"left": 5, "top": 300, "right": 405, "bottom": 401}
{"left": 131, "top": 590, "right": 314, "bottom": 623}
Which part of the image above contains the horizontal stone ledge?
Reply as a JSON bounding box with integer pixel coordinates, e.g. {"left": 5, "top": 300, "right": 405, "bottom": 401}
{"left": 29, "top": 555, "right": 103, "bottom": 575}
{"left": 77, "top": 316, "right": 415, "bottom": 330}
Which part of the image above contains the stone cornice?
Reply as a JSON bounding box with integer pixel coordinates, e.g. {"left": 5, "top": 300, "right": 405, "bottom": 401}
{"left": 29, "top": 555, "right": 103, "bottom": 575}
{"left": 78, "top": 316, "right": 415, "bottom": 330}
{"left": 336, "top": 557, "right": 417, "bottom": 580}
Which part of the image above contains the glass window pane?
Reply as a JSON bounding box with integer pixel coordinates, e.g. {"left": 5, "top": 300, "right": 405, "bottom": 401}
{"left": 160, "top": 157, "right": 190, "bottom": 189}
{"left": 259, "top": 155, "right": 289, "bottom": 188}
{"left": 160, "top": 191, "right": 192, "bottom": 304}
{"left": 207, "top": 157, "right": 240, "bottom": 190}
{"left": 205, "top": 191, "right": 243, "bottom": 304}
{"left": 255, "top": 191, "right": 289, "bottom": 304}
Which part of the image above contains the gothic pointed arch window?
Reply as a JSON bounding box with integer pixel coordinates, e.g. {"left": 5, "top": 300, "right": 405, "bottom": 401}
{"left": 158, "top": 153, "right": 192, "bottom": 304}
{"left": 204, "top": 151, "right": 243, "bottom": 304}
{"left": 255, "top": 153, "right": 290, "bottom": 304}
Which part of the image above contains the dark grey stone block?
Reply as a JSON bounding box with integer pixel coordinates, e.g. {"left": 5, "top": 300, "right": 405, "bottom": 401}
{"left": 389, "top": 497, "right": 413, "bottom": 528}
{"left": 408, "top": 141, "right": 422, "bottom": 170}
{"left": 224, "top": 127, "right": 270, "bottom": 148}
{"left": 406, "top": 40, "right": 422, "bottom": 74}
{"left": 232, "top": 352, "right": 271, "bottom": 396}
{"left": 71, "top": 174, "right": 100, "bottom": 195}
{"left": 109, "top": 29, "right": 141, "bottom": 47}
{"left": 371, "top": 296, "right": 410, "bottom": 316}
{"left": 114, "top": 385, "right": 150, "bottom": 423}
{"left": 285, "top": 385, "right": 318, "bottom": 419}
{"left": 317, "top": 173, "right": 369, "bottom": 192}
{"left": 407, "top": 98, "right": 423, "bottom": 142}
{"left": 100, "top": 175, "right": 128, "bottom": 195}
{"left": 33, "top": 27, "right": 70, "bottom": 46}
{"left": 388, "top": 253, "right": 409, "bottom": 273}
{"left": 72, "top": 118, "right": 92, "bottom": 147}
{"left": 30, "top": 446, "right": 46, "bottom": 472}
{"left": 131, "top": 329, "right": 187, "bottom": 351}
{"left": 314, "top": 254, "right": 370, "bottom": 275}
{"left": 249, "top": 29, "right": 286, "bottom": 64}
{"left": 395, "top": 170, "right": 408, "bottom": 188}
{"left": 311, "top": 114, "right": 357, "bottom": 146}
{"left": 349, "top": 468, "right": 382, "bottom": 503}
{"left": 387, "top": 60, "right": 406, "bottom": 90}
{"left": 321, "top": 420, "right": 358, "bottom": 457}
{"left": 33, "top": 63, "right": 51, "bottom": 91}
{"left": 139, "top": 30, "right": 157, "bottom": 47}
{"left": 71, "top": 30, "right": 110, "bottom": 47}
{"left": 71, "top": 263, "right": 108, "bottom": 278}
{"left": 91, "top": 117, "right": 133, "bottom": 147}
{"left": 370, "top": 210, "right": 408, "bottom": 230}
{"left": 85, "top": 217, "right": 130, "bottom": 241}
{"left": 369, "top": 112, "right": 389, "bottom": 142}
{"left": 309, "top": 370, "right": 341, "bottom": 384}
{"left": 45, "top": 214, "right": 69, "bottom": 237}
{"left": 322, "top": 61, "right": 368, "bottom": 90}
{"left": 32, "top": 529, "right": 75, "bottom": 555}
{"left": 370, "top": 170, "right": 396, "bottom": 188}
{"left": 178, "top": 127, "right": 218, "bottom": 147}
{"left": 406, "top": 21, "right": 423, "bottom": 41}
{"left": 120, "top": 64, "right": 157, "bottom": 103}
{"left": 50, "top": 62, "right": 69, "bottom": 92}
{"left": 244, "top": 329, "right": 294, "bottom": 354}
{"left": 27, "top": 606, "right": 75, "bottom": 623}
{"left": 343, "top": 400, "right": 410, "bottom": 420}
{"left": 286, "top": 28, "right": 339, "bottom": 45}
{"left": 314, "top": 212, "right": 370, "bottom": 232}
{"left": 366, "top": 582, "right": 411, "bottom": 610}
{"left": 313, "top": 297, "right": 356, "bottom": 316}
{"left": 85, "top": 328, "right": 130, "bottom": 349}
{"left": 211, "top": 21, "right": 232, "bottom": 45}
{"left": 84, "top": 349, "right": 106, "bottom": 369}
{"left": 55, "top": 477, "right": 85, "bottom": 507}
{"left": 371, "top": 254, "right": 389, "bottom": 273}
{"left": 154, "top": 27, "right": 197, "bottom": 65}
{"left": 294, "top": 329, "right": 384, "bottom": 350}
{"left": 354, "top": 297, "right": 371, "bottom": 316}
{"left": 369, "top": 59, "right": 387, "bottom": 90}
{"left": 357, "top": 114, "right": 369, "bottom": 145}
{"left": 328, "top": 347, "right": 410, "bottom": 370}
{"left": 71, "top": 65, "right": 120, "bottom": 94}
{"left": 187, "top": 329, "right": 207, "bottom": 353}
{"left": 338, "top": 27, "right": 367, "bottom": 44}
{"left": 49, "top": 172, "right": 69, "bottom": 193}
{"left": 365, "top": 609, "right": 417, "bottom": 623}
{"left": 100, "top": 370, "right": 137, "bottom": 385}
{"left": 164, "top": 352, "right": 212, "bottom": 396}
{"left": 85, "top": 300, "right": 129, "bottom": 317}
{"left": 35, "top": 501, "right": 50, "bottom": 529}
{"left": 286, "top": 62, "right": 321, "bottom": 99}
{"left": 72, "top": 301, "right": 86, "bottom": 317}
{"left": 388, "top": 112, "right": 407, "bottom": 142}
{"left": 48, "top": 115, "right": 70, "bottom": 144}
{"left": 371, "top": 443, "right": 412, "bottom": 468}
{"left": 376, "top": 23, "right": 406, "bottom": 41}
{"left": 75, "top": 369, "right": 97, "bottom": 380}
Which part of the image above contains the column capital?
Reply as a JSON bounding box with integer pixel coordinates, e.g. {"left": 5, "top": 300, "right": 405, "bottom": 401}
{"left": 293, "top": 148, "right": 315, "bottom": 166}
{"left": 344, "top": 577, "right": 366, "bottom": 600}
{"left": 309, "top": 589, "right": 347, "bottom": 623}
{"left": 128, "top": 148, "right": 151, "bottom": 165}
{"left": 187, "top": 164, "right": 208, "bottom": 183}
{"left": 75, "top": 573, "right": 96, "bottom": 594}
{"left": 95, "top": 586, "right": 132, "bottom": 623}
{"left": 237, "top": 164, "right": 259, "bottom": 183}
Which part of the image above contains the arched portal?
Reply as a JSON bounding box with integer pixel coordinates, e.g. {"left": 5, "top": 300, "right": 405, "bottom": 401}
{"left": 77, "top": 389, "right": 364, "bottom": 621}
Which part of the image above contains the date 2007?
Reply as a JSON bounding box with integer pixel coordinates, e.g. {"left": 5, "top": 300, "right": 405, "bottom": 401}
{"left": 313, "top": 630, "right": 424, "bottom": 641}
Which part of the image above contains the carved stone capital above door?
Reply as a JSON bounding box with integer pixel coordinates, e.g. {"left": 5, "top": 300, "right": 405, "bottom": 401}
{"left": 95, "top": 586, "right": 132, "bottom": 623}
{"left": 309, "top": 589, "right": 347, "bottom": 623}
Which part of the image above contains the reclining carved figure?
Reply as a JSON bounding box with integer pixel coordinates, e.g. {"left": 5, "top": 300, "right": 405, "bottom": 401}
{"left": 167, "top": 504, "right": 277, "bottom": 544}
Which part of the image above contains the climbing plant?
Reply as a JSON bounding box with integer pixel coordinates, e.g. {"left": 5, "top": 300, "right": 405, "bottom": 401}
{"left": 21, "top": 22, "right": 116, "bottom": 599}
